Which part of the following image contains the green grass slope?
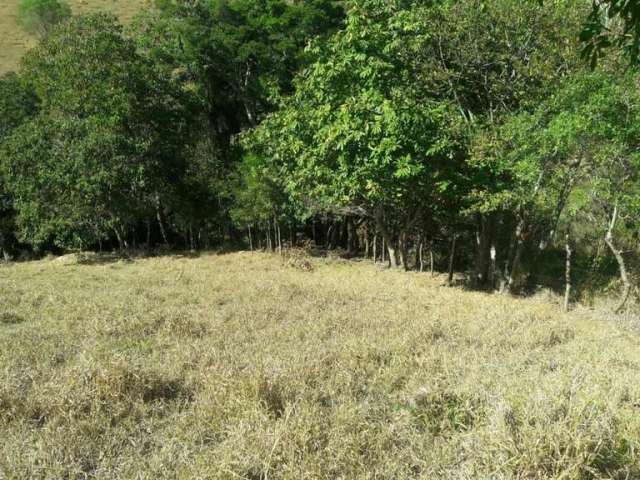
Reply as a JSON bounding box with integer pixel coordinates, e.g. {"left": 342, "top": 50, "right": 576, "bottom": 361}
{"left": 0, "top": 0, "right": 148, "bottom": 74}
{"left": 1, "top": 251, "right": 640, "bottom": 478}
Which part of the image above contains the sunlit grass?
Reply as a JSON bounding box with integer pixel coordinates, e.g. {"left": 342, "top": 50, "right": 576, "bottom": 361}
{"left": 1, "top": 251, "right": 639, "bottom": 478}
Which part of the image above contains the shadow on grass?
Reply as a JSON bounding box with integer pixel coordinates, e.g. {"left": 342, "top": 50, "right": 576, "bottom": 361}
{"left": 0, "top": 312, "right": 25, "bottom": 325}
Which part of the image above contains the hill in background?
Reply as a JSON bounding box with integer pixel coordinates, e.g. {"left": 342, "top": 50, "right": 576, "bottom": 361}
{"left": 0, "top": 0, "right": 148, "bottom": 74}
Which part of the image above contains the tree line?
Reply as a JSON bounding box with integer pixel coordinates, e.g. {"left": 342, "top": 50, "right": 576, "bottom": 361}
{"left": 2, "top": 0, "right": 640, "bottom": 309}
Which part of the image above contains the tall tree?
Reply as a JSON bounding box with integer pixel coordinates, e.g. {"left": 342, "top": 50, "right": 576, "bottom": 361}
{"left": 1, "top": 14, "right": 192, "bottom": 250}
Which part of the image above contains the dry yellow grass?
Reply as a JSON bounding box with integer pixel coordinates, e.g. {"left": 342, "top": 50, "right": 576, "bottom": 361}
{"left": 1, "top": 251, "right": 640, "bottom": 479}
{"left": 0, "top": 0, "right": 149, "bottom": 74}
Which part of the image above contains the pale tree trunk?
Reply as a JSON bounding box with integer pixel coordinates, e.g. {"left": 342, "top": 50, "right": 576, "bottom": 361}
{"left": 400, "top": 230, "right": 409, "bottom": 271}
{"left": 417, "top": 234, "right": 424, "bottom": 272}
{"left": 564, "top": 231, "right": 572, "bottom": 313}
{"left": 373, "top": 234, "right": 378, "bottom": 263}
{"left": 490, "top": 243, "right": 497, "bottom": 290}
{"left": 266, "top": 222, "right": 272, "bottom": 251}
{"left": 604, "top": 205, "right": 632, "bottom": 313}
{"left": 113, "top": 225, "right": 128, "bottom": 251}
{"left": 274, "top": 218, "right": 282, "bottom": 255}
{"left": 375, "top": 207, "right": 399, "bottom": 268}
{"left": 364, "top": 225, "right": 370, "bottom": 259}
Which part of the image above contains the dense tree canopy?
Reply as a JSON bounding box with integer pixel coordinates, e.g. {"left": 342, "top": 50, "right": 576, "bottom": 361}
{"left": 0, "top": 0, "right": 640, "bottom": 309}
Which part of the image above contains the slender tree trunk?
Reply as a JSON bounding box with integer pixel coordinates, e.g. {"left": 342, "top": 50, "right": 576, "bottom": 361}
{"left": 373, "top": 235, "right": 378, "bottom": 263}
{"left": 400, "top": 230, "right": 409, "bottom": 271}
{"left": 364, "top": 225, "right": 370, "bottom": 259}
{"left": 490, "top": 242, "right": 497, "bottom": 290}
{"left": 113, "top": 225, "right": 127, "bottom": 251}
{"left": 267, "top": 222, "right": 272, "bottom": 252}
{"left": 474, "top": 214, "right": 492, "bottom": 288}
{"left": 374, "top": 208, "right": 399, "bottom": 268}
{"left": 447, "top": 234, "right": 457, "bottom": 287}
{"left": 506, "top": 216, "right": 526, "bottom": 294}
{"left": 276, "top": 220, "right": 282, "bottom": 255}
{"left": 564, "top": 231, "right": 572, "bottom": 313}
{"left": 604, "top": 205, "right": 631, "bottom": 313}
{"left": 418, "top": 235, "right": 424, "bottom": 272}
{"left": 248, "top": 225, "right": 253, "bottom": 251}
{"left": 154, "top": 193, "right": 169, "bottom": 247}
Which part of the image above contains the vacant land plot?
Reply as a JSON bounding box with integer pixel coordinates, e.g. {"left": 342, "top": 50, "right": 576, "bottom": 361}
{"left": 0, "top": 0, "right": 147, "bottom": 74}
{"left": 1, "top": 252, "right": 639, "bottom": 479}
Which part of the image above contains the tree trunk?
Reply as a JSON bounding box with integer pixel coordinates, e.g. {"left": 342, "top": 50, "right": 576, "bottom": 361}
{"left": 399, "top": 230, "right": 408, "bottom": 270}
{"left": 274, "top": 217, "right": 282, "bottom": 255}
{"left": 447, "top": 234, "right": 457, "bottom": 287}
{"left": 364, "top": 225, "right": 370, "bottom": 259}
{"left": 604, "top": 205, "right": 631, "bottom": 313}
{"left": 248, "top": 225, "right": 253, "bottom": 251}
{"left": 506, "top": 216, "right": 526, "bottom": 294}
{"left": 417, "top": 235, "right": 424, "bottom": 272}
{"left": 155, "top": 193, "right": 169, "bottom": 247}
{"left": 267, "top": 222, "right": 272, "bottom": 252}
{"left": 113, "top": 225, "right": 127, "bottom": 251}
{"left": 374, "top": 208, "right": 399, "bottom": 268}
{"left": 564, "top": 232, "right": 572, "bottom": 313}
{"left": 373, "top": 235, "right": 378, "bottom": 263}
{"left": 490, "top": 243, "right": 497, "bottom": 290}
{"left": 474, "top": 214, "right": 492, "bottom": 289}
{"left": 189, "top": 224, "right": 195, "bottom": 251}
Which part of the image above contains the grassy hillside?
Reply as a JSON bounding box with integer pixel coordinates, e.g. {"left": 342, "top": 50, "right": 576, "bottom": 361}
{"left": 1, "top": 251, "right": 640, "bottom": 478}
{"left": 0, "top": 0, "right": 148, "bottom": 74}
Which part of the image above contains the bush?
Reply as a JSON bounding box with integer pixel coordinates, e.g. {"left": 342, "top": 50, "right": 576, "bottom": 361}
{"left": 17, "top": 0, "right": 71, "bottom": 36}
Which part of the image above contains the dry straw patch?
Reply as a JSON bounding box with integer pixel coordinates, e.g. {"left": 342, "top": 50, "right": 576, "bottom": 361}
{"left": 0, "top": 0, "right": 149, "bottom": 74}
{"left": 1, "top": 251, "right": 640, "bottom": 479}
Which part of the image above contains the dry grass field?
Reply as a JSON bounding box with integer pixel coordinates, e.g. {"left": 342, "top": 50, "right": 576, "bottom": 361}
{"left": 0, "top": 0, "right": 148, "bottom": 74}
{"left": 1, "top": 251, "right": 640, "bottom": 479}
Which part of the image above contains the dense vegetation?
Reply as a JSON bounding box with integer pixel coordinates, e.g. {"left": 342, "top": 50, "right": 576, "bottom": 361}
{"left": 1, "top": 0, "right": 640, "bottom": 309}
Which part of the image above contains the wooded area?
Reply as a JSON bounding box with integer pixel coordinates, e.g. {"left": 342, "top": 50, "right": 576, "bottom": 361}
{"left": 2, "top": 0, "right": 640, "bottom": 308}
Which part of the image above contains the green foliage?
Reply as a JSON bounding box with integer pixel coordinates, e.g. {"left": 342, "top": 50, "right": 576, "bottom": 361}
{"left": 17, "top": 0, "right": 71, "bottom": 36}
{"left": 0, "top": 72, "right": 37, "bottom": 140}
{"left": 1, "top": 14, "right": 192, "bottom": 250}
{"left": 245, "top": 1, "right": 463, "bottom": 227}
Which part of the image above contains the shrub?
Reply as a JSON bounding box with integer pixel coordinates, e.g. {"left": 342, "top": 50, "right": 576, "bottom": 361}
{"left": 17, "top": 0, "right": 71, "bottom": 36}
